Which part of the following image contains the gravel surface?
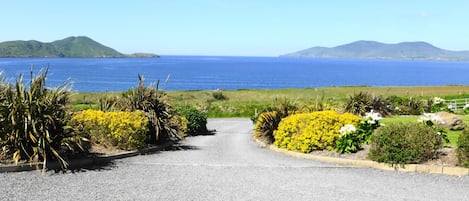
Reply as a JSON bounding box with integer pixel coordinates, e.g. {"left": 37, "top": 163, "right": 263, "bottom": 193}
{"left": 1, "top": 118, "right": 469, "bottom": 201}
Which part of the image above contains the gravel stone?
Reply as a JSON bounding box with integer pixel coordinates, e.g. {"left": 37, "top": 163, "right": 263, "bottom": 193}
{"left": 1, "top": 118, "right": 468, "bottom": 201}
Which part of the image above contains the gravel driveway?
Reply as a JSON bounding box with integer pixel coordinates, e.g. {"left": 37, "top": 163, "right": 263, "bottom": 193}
{"left": 1, "top": 118, "right": 469, "bottom": 201}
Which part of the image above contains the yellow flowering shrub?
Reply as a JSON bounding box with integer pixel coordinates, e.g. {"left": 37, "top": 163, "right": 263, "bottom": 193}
{"left": 70, "top": 109, "right": 149, "bottom": 150}
{"left": 273, "top": 110, "right": 360, "bottom": 153}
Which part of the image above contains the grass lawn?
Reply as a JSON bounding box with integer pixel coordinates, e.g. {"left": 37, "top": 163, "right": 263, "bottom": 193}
{"left": 70, "top": 85, "right": 469, "bottom": 117}
{"left": 381, "top": 115, "right": 469, "bottom": 147}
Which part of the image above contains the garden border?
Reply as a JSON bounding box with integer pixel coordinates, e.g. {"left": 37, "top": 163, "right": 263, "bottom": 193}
{"left": 253, "top": 137, "right": 469, "bottom": 177}
{"left": 0, "top": 142, "right": 173, "bottom": 173}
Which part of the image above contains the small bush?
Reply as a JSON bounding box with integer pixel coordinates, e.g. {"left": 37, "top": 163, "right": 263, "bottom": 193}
{"left": 254, "top": 111, "right": 282, "bottom": 143}
{"left": 368, "top": 123, "right": 443, "bottom": 167}
{"left": 388, "top": 96, "right": 425, "bottom": 115}
{"left": 176, "top": 106, "right": 208, "bottom": 135}
{"left": 70, "top": 109, "right": 149, "bottom": 150}
{"left": 344, "top": 92, "right": 373, "bottom": 116}
{"left": 456, "top": 128, "right": 469, "bottom": 167}
{"left": 212, "top": 91, "right": 228, "bottom": 100}
{"left": 274, "top": 111, "right": 360, "bottom": 153}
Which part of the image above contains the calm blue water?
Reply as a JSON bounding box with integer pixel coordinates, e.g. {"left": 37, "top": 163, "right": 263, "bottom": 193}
{"left": 0, "top": 56, "right": 468, "bottom": 92}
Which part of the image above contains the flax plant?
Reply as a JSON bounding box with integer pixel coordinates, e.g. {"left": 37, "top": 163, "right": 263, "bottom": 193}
{"left": 0, "top": 68, "right": 83, "bottom": 171}
{"left": 118, "top": 75, "right": 180, "bottom": 143}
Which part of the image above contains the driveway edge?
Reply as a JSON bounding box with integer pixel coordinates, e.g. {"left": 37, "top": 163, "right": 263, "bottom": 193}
{"left": 253, "top": 137, "right": 469, "bottom": 177}
{"left": 0, "top": 142, "right": 173, "bottom": 173}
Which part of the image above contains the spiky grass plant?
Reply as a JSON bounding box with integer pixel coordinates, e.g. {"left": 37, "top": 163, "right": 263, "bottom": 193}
{"left": 0, "top": 68, "right": 85, "bottom": 171}
{"left": 253, "top": 98, "right": 297, "bottom": 144}
{"left": 118, "top": 75, "right": 180, "bottom": 143}
{"left": 344, "top": 92, "right": 373, "bottom": 116}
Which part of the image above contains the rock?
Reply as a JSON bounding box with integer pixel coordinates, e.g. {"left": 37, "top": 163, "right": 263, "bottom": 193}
{"left": 435, "top": 112, "right": 466, "bottom": 130}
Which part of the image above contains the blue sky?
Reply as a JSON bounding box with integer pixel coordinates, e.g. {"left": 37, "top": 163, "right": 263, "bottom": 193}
{"left": 1, "top": 0, "right": 468, "bottom": 56}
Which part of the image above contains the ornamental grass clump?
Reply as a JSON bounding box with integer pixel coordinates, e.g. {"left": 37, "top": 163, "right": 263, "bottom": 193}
{"left": 0, "top": 69, "right": 87, "bottom": 170}
{"left": 253, "top": 99, "right": 297, "bottom": 144}
{"left": 273, "top": 110, "right": 360, "bottom": 153}
{"left": 117, "top": 75, "right": 182, "bottom": 143}
{"left": 368, "top": 122, "right": 443, "bottom": 167}
{"left": 70, "top": 109, "right": 149, "bottom": 150}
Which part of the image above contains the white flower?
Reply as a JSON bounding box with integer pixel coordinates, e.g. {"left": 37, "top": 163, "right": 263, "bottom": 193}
{"left": 365, "top": 110, "right": 383, "bottom": 124}
{"left": 464, "top": 104, "right": 469, "bottom": 110}
{"left": 418, "top": 113, "right": 431, "bottom": 122}
{"left": 339, "top": 124, "right": 356, "bottom": 136}
{"left": 418, "top": 113, "right": 445, "bottom": 125}
{"left": 433, "top": 97, "right": 445, "bottom": 104}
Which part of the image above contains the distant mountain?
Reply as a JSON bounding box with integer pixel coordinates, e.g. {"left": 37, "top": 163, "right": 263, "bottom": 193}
{"left": 0, "top": 36, "right": 158, "bottom": 58}
{"left": 281, "top": 40, "right": 469, "bottom": 61}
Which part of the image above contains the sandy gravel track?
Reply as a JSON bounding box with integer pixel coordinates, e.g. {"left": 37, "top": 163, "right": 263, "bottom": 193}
{"left": 0, "top": 118, "right": 468, "bottom": 201}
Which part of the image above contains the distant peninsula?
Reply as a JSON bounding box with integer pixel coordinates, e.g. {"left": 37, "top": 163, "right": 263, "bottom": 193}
{"left": 281, "top": 40, "right": 469, "bottom": 61}
{"left": 0, "top": 36, "right": 158, "bottom": 58}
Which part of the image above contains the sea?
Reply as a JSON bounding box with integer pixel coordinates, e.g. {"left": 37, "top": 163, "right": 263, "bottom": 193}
{"left": 0, "top": 56, "right": 468, "bottom": 92}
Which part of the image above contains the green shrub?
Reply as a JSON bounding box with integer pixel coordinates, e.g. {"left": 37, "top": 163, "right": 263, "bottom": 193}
{"left": 176, "top": 106, "right": 208, "bottom": 135}
{"left": 212, "top": 91, "right": 228, "bottom": 100}
{"left": 0, "top": 69, "right": 87, "bottom": 170}
{"left": 368, "top": 123, "right": 443, "bottom": 167}
{"left": 274, "top": 111, "right": 360, "bottom": 153}
{"left": 456, "top": 128, "right": 469, "bottom": 167}
{"left": 70, "top": 109, "right": 149, "bottom": 150}
{"left": 388, "top": 96, "right": 425, "bottom": 115}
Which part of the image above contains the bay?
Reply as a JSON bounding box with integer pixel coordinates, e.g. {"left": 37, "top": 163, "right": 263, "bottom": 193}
{"left": 0, "top": 56, "right": 468, "bottom": 92}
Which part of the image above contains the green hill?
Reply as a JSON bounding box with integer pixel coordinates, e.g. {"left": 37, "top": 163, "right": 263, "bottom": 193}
{"left": 0, "top": 36, "right": 157, "bottom": 58}
{"left": 281, "top": 40, "right": 469, "bottom": 61}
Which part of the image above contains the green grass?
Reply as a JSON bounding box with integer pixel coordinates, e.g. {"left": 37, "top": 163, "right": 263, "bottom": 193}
{"left": 70, "top": 86, "right": 469, "bottom": 118}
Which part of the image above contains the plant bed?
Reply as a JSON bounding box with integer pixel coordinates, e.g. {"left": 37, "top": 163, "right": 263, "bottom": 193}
{"left": 308, "top": 144, "right": 458, "bottom": 167}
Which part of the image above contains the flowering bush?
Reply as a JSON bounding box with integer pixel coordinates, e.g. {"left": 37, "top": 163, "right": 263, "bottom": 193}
{"left": 273, "top": 111, "right": 360, "bottom": 153}
{"left": 335, "top": 110, "right": 382, "bottom": 154}
{"left": 70, "top": 109, "right": 149, "bottom": 150}
{"left": 418, "top": 113, "right": 449, "bottom": 144}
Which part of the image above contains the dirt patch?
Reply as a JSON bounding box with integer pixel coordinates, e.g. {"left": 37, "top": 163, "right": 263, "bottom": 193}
{"left": 89, "top": 144, "right": 128, "bottom": 156}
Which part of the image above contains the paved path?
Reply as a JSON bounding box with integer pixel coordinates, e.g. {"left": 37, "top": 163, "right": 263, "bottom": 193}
{"left": 1, "top": 118, "right": 469, "bottom": 200}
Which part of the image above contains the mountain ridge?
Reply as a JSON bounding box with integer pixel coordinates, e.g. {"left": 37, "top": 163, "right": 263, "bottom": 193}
{"left": 0, "top": 36, "right": 158, "bottom": 58}
{"left": 281, "top": 41, "right": 469, "bottom": 61}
